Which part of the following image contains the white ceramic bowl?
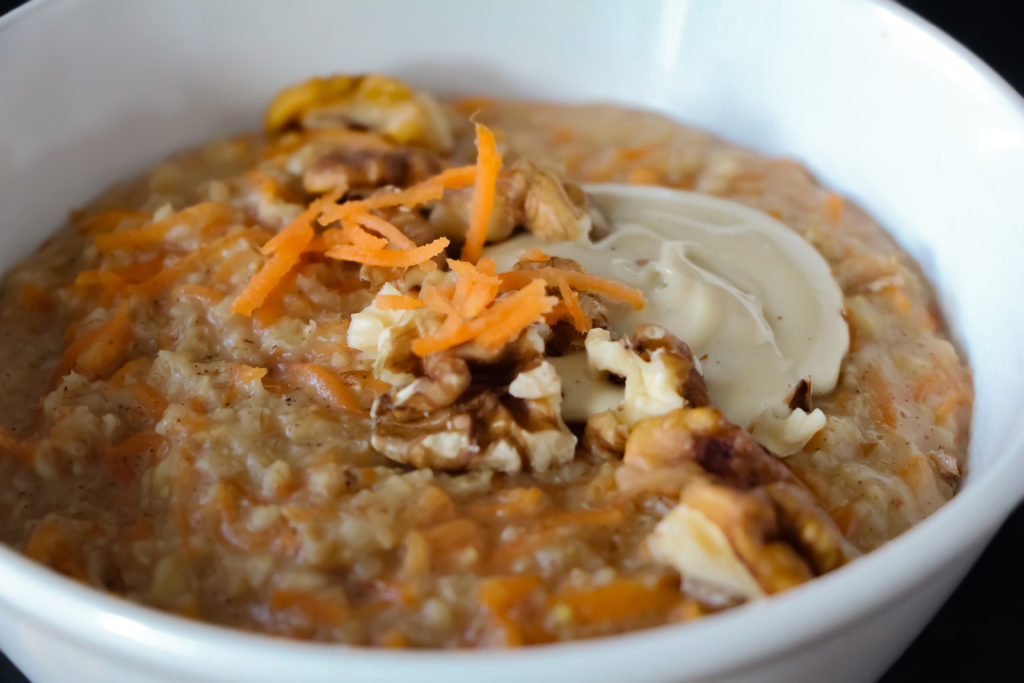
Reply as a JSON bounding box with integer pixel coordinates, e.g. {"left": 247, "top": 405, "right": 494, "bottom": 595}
{"left": 1, "top": 1, "right": 1023, "bottom": 681}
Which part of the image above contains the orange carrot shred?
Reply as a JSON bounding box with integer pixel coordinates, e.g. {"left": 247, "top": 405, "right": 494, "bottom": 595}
{"left": 324, "top": 237, "right": 449, "bottom": 268}
{"left": 825, "top": 192, "right": 844, "bottom": 225}
{"left": 427, "top": 164, "right": 477, "bottom": 190}
{"left": 340, "top": 220, "right": 388, "bottom": 250}
{"left": 355, "top": 213, "right": 415, "bottom": 249}
{"left": 318, "top": 184, "right": 444, "bottom": 226}
{"left": 53, "top": 302, "right": 132, "bottom": 384}
{"left": 375, "top": 294, "right": 424, "bottom": 310}
{"left": 474, "top": 280, "right": 557, "bottom": 349}
{"left": 77, "top": 210, "right": 150, "bottom": 236}
{"left": 411, "top": 279, "right": 555, "bottom": 356}
{"left": 557, "top": 277, "right": 592, "bottom": 332}
{"left": 285, "top": 363, "right": 366, "bottom": 415}
{"left": 499, "top": 267, "right": 645, "bottom": 310}
{"left": 232, "top": 197, "right": 334, "bottom": 317}
{"left": 461, "top": 124, "right": 502, "bottom": 264}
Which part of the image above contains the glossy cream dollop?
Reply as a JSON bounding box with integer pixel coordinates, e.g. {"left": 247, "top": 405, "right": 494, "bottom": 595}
{"left": 485, "top": 184, "right": 849, "bottom": 455}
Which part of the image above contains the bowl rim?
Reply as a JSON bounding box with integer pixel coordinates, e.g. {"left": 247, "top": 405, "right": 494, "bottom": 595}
{"left": 1, "top": 0, "right": 1023, "bottom": 678}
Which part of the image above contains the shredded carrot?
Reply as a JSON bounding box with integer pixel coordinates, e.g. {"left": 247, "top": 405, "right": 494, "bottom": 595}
{"left": 0, "top": 427, "right": 28, "bottom": 462}
{"left": 285, "top": 363, "right": 366, "bottom": 415}
{"left": 341, "top": 370, "right": 391, "bottom": 396}
{"left": 412, "top": 279, "right": 556, "bottom": 356}
{"left": 419, "top": 518, "right": 483, "bottom": 572}
{"left": 468, "top": 488, "right": 547, "bottom": 521}
{"left": 448, "top": 258, "right": 500, "bottom": 318}
{"left": 375, "top": 293, "right": 424, "bottom": 310}
{"left": 104, "top": 431, "right": 168, "bottom": 482}
{"left": 355, "top": 213, "right": 416, "bottom": 249}
{"left": 74, "top": 269, "right": 126, "bottom": 296}
{"left": 499, "top": 267, "right": 645, "bottom": 310}
{"left": 134, "top": 232, "right": 251, "bottom": 298}
{"left": 627, "top": 167, "right": 662, "bottom": 185}
{"left": 479, "top": 574, "right": 545, "bottom": 646}
{"left": 107, "top": 357, "right": 151, "bottom": 387}
{"left": 550, "top": 578, "right": 679, "bottom": 624}
{"left": 325, "top": 237, "right": 449, "bottom": 268}
{"left": 253, "top": 263, "right": 302, "bottom": 328}
{"left": 409, "top": 317, "right": 475, "bottom": 357}
{"left": 261, "top": 190, "right": 341, "bottom": 255}
{"left": 427, "top": 164, "right": 477, "bottom": 190}
{"left": 111, "top": 256, "right": 167, "bottom": 283}
{"left": 17, "top": 283, "right": 53, "bottom": 312}
{"left": 419, "top": 283, "right": 456, "bottom": 315}
{"left": 461, "top": 124, "right": 503, "bottom": 264}
{"left": 53, "top": 302, "right": 132, "bottom": 384}
{"left": 825, "top": 192, "right": 844, "bottom": 225}
{"left": 94, "top": 203, "right": 232, "bottom": 253}
{"left": 76, "top": 209, "right": 150, "bottom": 235}
{"left": 232, "top": 202, "right": 323, "bottom": 316}
{"left": 126, "top": 382, "right": 170, "bottom": 422}
{"left": 318, "top": 183, "right": 444, "bottom": 226}
{"left": 270, "top": 589, "right": 347, "bottom": 629}
{"left": 557, "top": 277, "right": 592, "bottom": 332}
{"left": 474, "top": 281, "right": 556, "bottom": 349}
{"left": 340, "top": 220, "right": 389, "bottom": 250}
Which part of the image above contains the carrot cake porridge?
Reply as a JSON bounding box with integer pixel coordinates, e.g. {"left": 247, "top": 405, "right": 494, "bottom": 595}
{"left": 0, "top": 75, "right": 972, "bottom": 646}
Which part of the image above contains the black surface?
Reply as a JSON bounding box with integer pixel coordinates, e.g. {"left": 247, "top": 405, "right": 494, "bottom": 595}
{"left": 0, "top": 1, "right": 1021, "bottom": 681}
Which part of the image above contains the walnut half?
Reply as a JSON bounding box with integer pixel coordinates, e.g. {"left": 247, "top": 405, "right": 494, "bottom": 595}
{"left": 372, "top": 358, "right": 577, "bottom": 474}
{"left": 428, "top": 159, "right": 594, "bottom": 246}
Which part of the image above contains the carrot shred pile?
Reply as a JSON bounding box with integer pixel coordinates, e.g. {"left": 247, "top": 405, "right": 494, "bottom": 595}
{"left": 411, "top": 270, "right": 557, "bottom": 356}
{"left": 226, "top": 162, "right": 484, "bottom": 318}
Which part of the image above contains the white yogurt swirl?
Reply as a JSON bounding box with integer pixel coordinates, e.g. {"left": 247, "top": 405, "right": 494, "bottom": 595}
{"left": 485, "top": 184, "right": 849, "bottom": 455}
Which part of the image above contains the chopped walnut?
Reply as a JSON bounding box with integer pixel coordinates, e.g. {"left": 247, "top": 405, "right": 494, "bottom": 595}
{"left": 428, "top": 159, "right": 593, "bottom": 246}
{"left": 520, "top": 160, "right": 592, "bottom": 242}
{"left": 626, "top": 406, "right": 854, "bottom": 600}
{"left": 347, "top": 284, "right": 437, "bottom": 387}
{"left": 391, "top": 353, "right": 471, "bottom": 414}
{"left": 303, "top": 147, "right": 442, "bottom": 194}
{"left": 429, "top": 174, "right": 526, "bottom": 245}
{"left": 583, "top": 325, "right": 707, "bottom": 429}
{"left": 372, "top": 363, "right": 578, "bottom": 473}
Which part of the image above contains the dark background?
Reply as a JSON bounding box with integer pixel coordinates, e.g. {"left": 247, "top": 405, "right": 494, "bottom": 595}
{"left": 0, "top": 0, "right": 1020, "bottom": 681}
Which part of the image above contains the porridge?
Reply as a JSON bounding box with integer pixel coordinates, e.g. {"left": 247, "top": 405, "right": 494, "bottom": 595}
{"left": 0, "top": 75, "right": 972, "bottom": 646}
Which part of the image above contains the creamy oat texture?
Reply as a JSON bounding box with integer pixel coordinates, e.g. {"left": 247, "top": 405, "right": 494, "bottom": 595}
{"left": 0, "top": 80, "right": 972, "bottom": 647}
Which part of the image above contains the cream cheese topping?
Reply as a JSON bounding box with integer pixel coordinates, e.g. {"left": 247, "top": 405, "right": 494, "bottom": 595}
{"left": 485, "top": 185, "right": 849, "bottom": 454}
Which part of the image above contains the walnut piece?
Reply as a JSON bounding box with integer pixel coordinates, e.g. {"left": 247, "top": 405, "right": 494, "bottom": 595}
{"left": 303, "top": 147, "right": 442, "bottom": 194}
{"left": 583, "top": 325, "right": 707, "bottom": 429}
{"left": 428, "top": 159, "right": 592, "bottom": 246}
{"left": 372, "top": 357, "right": 577, "bottom": 473}
{"left": 626, "top": 406, "right": 854, "bottom": 601}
